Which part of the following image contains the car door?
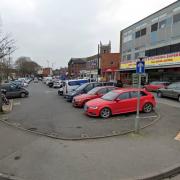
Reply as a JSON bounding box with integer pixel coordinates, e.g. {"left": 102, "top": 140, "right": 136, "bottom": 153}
{"left": 173, "top": 83, "right": 180, "bottom": 99}
{"left": 113, "top": 92, "right": 131, "bottom": 114}
{"left": 163, "top": 83, "right": 177, "bottom": 98}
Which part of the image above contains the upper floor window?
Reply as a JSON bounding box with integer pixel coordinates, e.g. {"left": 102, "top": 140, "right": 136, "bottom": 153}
{"left": 135, "top": 28, "right": 146, "bottom": 38}
{"left": 141, "top": 28, "right": 146, "bottom": 36}
{"left": 173, "top": 13, "right": 180, "bottom": 24}
{"left": 135, "top": 31, "right": 141, "bottom": 38}
{"left": 151, "top": 23, "right": 158, "bottom": 32}
{"left": 159, "top": 19, "right": 167, "bottom": 29}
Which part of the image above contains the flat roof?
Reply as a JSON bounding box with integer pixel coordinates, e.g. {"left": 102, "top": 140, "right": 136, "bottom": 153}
{"left": 121, "top": 1, "right": 179, "bottom": 32}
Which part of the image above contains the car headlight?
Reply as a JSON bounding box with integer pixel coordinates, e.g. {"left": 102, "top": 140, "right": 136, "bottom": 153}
{"left": 89, "top": 106, "right": 98, "bottom": 109}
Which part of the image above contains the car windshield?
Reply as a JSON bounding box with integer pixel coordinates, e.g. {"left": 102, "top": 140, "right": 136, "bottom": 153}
{"left": 75, "top": 83, "right": 88, "bottom": 91}
{"left": 87, "top": 87, "right": 99, "bottom": 95}
{"left": 101, "top": 91, "right": 119, "bottom": 101}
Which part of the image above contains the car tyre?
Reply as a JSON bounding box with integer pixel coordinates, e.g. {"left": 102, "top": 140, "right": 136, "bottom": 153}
{"left": 100, "top": 107, "right": 111, "bottom": 118}
{"left": 157, "top": 91, "right": 163, "bottom": 98}
{"left": 178, "top": 95, "right": 180, "bottom": 102}
{"left": 143, "top": 103, "right": 153, "bottom": 113}
{"left": 20, "top": 92, "right": 26, "bottom": 98}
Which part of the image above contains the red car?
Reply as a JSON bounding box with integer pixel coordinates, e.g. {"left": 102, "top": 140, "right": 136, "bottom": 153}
{"left": 144, "top": 81, "right": 170, "bottom": 91}
{"left": 84, "top": 88, "right": 156, "bottom": 118}
{"left": 72, "top": 86, "right": 117, "bottom": 107}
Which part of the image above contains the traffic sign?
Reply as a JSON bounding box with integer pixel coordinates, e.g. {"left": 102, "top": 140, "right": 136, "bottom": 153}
{"left": 136, "top": 60, "right": 145, "bottom": 74}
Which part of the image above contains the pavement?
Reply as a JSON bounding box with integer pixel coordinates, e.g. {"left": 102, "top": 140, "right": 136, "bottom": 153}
{"left": 0, "top": 82, "right": 179, "bottom": 180}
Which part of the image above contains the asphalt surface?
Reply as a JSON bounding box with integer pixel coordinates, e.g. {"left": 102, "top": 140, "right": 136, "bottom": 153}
{"left": 0, "top": 82, "right": 179, "bottom": 180}
{"left": 5, "top": 82, "right": 158, "bottom": 139}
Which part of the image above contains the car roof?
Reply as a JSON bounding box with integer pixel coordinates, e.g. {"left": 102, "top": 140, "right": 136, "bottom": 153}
{"left": 112, "top": 88, "right": 145, "bottom": 93}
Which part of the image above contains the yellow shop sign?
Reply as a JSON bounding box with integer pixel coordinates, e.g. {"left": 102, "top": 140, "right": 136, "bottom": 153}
{"left": 120, "top": 52, "right": 180, "bottom": 69}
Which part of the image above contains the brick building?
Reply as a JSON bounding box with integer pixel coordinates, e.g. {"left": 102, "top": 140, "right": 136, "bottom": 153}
{"left": 68, "top": 58, "right": 86, "bottom": 78}
{"left": 68, "top": 41, "right": 111, "bottom": 80}
{"left": 42, "top": 68, "right": 53, "bottom": 77}
{"left": 101, "top": 53, "right": 120, "bottom": 81}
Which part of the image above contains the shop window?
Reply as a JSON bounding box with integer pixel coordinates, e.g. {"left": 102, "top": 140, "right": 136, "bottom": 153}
{"left": 173, "top": 13, "right": 180, "bottom": 24}
{"left": 141, "top": 28, "right": 146, "bottom": 36}
{"left": 159, "top": 19, "right": 167, "bottom": 29}
{"left": 151, "top": 23, "right": 158, "bottom": 32}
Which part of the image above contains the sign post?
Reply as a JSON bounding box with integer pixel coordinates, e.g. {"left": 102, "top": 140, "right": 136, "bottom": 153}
{"left": 135, "top": 58, "right": 145, "bottom": 133}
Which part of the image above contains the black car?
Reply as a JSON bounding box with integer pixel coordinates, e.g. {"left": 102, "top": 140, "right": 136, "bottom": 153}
{"left": 66, "top": 82, "right": 116, "bottom": 102}
{"left": 157, "top": 82, "right": 180, "bottom": 102}
{"left": 1, "top": 83, "right": 29, "bottom": 98}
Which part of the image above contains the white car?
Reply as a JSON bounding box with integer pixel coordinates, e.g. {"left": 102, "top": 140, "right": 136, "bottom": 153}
{"left": 53, "top": 80, "right": 62, "bottom": 88}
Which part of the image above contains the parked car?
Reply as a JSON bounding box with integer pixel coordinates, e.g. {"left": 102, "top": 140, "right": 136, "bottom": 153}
{"left": 66, "top": 81, "right": 117, "bottom": 102}
{"left": 63, "top": 79, "right": 89, "bottom": 96}
{"left": 144, "top": 81, "right": 170, "bottom": 91}
{"left": 1, "top": 83, "right": 29, "bottom": 98}
{"left": 157, "top": 82, "right": 180, "bottom": 101}
{"left": 84, "top": 88, "right": 156, "bottom": 118}
{"left": 34, "top": 77, "right": 39, "bottom": 83}
{"left": 72, "top": 86, "right": 117, "bottom": 107}
{"left": 53, "top": 80, "right": 63, "bottom": 88}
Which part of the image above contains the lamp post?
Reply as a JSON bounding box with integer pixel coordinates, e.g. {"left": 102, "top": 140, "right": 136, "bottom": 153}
{"left": 97, "top": 44, "right": 100, "bottom": 82}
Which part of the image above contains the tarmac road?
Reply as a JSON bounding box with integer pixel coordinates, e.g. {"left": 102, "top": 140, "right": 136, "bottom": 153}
{"left": 0, "top": 82, "right": 179, "bottom": 180}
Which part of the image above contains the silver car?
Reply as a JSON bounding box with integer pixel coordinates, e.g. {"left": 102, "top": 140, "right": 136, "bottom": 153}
{"left": 157, "top": 82, "right": 180, "bottom": 102}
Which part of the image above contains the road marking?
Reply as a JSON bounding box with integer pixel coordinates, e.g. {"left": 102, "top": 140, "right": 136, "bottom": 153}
{"left": 13, "top": 102, "right": 21, "bottom": 106}
{"left": 139, "top": 115, "right": 158, "bottom": 119}
{"left": 175, "top": 132, "right": 180, "bottom": 141}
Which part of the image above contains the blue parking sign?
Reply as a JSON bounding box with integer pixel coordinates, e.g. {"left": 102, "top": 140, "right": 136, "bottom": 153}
{"left": 136, "top": 60, "right": 145, "bottom": 74}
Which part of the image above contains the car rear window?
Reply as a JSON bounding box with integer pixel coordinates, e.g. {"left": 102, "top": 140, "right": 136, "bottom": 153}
{"left": 68, "top": 81, "right": 80, "bottom": 86}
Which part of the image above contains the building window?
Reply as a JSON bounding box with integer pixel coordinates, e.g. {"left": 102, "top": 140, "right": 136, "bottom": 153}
{"left": 135, "top": 31, "right": 141, "bottom": 38}
{"left": 159, "top": 19, "right": 167, "bottom": 29}
{"left": 135, "top": 52, "right": 139, "bottom": 59}
{"left": 141, "top": 28, "right": 146, "bottom": 36}
{"left": 151, "top": 23, "right": 158, "bottom": 32}
{"left": 104, "top": 50, "right": 106, "bottom": 53}
{"left": 127, "top": 54, "right": 131, "bottom": 60}
{"left": 173, "top": 13, "right": 180, "bottom": 24}
{"left": 110, "top": 61, "right": 114, "bottom": 65}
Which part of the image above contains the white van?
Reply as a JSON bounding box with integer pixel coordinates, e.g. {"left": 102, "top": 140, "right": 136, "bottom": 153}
{"left": 63, "top": 79, "right": 88, "bottom": 96}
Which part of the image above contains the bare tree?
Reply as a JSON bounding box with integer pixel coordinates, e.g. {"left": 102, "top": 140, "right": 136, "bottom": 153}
{"left": 0, "top": 33, "right": 16, "bottom": 112}
{"left": 15, "top": 57, "right": 41, "bottom": 76}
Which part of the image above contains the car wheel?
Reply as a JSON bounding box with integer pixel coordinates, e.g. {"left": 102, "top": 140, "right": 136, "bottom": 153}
{"left": 143, "top": 103, "right": 153, "bottom": 113}
{"left": 178, "top": 95, "right": 180, "bottom": 102}
{"left": 100, "top": 107, "right": 111, "bottom": 118}
{"left": 157, "top": 91, "right": 163, "bottom": 98}
{"left": 20, "top": 92, "right": 26, "bottom": 98}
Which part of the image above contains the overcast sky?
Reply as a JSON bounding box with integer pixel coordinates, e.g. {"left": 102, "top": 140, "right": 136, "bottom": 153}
{"left": 0, "top": 0, "right": 176, "bottom": 68}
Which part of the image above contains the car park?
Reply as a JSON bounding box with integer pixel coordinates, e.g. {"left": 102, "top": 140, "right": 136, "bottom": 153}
{"left": 84, "top": 88, "right": 156, "bottom": 118}
{"left": 144, "top": 81, "right": 170, "bottom": 91}
{"left": 66, "top": 81, "right": 117, "bottom": 102}
{"left": 1, "top": 83, "right": 29, "bottom": 98}
{"left": 157, "top": 82, "right": 180, "bottom": 101}
{"left": 72, "top": 86, "right": 117, "bottom": 107}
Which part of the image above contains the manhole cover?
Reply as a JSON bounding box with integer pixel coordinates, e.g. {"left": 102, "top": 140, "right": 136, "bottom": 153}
{"left": 27, "top": 128, "right": 37, "bottom": 131}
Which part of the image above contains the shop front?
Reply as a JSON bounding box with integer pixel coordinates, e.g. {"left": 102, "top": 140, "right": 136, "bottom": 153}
{"left": 120, "top": 52, "right": 180, "bottom": 84}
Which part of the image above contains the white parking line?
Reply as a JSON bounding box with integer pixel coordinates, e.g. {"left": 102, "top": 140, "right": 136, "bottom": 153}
{"left": 157, "top": 100, "right": 180, "bottom": 108}
{"left": 139, "top": 115, "right": 158, "bottom": 119}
